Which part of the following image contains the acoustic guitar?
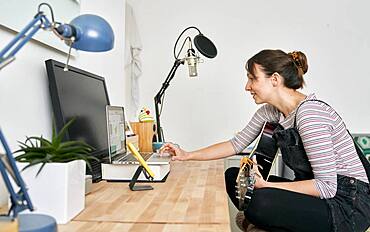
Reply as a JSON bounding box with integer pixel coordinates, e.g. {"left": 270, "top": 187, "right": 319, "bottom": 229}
{"left": 235, "top": 121, "right": 281, "bottom": 211}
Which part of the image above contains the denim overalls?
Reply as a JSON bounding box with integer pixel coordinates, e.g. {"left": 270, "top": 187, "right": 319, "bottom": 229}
{"left": 272, "top": 100, "right": 370, "bottom": 232}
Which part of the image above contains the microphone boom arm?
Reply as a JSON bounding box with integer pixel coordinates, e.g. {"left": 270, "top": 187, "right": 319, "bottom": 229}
{"left": 154, "top": 59, "right": 184, "bottom": 142}
{"left": 153, "top": 26, "right": 217, "bottom": 143}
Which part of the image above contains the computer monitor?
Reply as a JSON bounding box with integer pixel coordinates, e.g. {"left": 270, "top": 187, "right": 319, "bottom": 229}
{"left": 45, "top": 59, "right": 110, "bottom": 182}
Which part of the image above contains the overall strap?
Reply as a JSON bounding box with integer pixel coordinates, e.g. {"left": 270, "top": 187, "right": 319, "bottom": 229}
{"left": 293, "top": 99, "right": 337, "bottom": 128}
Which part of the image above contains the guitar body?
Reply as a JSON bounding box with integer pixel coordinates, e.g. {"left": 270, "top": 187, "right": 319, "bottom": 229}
{"left": 235, "top": 121, "right": 282, "bottom": 211}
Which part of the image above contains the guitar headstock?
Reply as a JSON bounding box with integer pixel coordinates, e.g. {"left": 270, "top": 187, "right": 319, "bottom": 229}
{"left": 240, "top": 156, "right": 254, "bottom": 168}
{"left": 235, "top": 159, "right": 256, "bottom": 211}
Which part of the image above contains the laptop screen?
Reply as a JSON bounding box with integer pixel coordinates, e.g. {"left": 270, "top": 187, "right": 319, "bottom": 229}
{"left": 106, "top": 106, "right": 127, "bottom": 162}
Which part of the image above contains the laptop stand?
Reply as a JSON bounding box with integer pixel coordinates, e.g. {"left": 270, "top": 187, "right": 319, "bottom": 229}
{"left": 129, "top": 166, "right": 154, "bottom": 191}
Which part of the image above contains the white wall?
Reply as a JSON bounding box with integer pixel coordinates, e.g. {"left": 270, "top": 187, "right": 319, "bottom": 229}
{"left": 0, "top": 0, "right": 126, "bottom": 206}
{"left": 2, "top": 0, "right": 370, "bottom": 209}
{"left": 133, "top": 0, "right": 370, "bottom": 151}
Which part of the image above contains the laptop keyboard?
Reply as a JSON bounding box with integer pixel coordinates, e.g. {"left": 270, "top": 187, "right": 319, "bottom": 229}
{"left": 125, "top": 152, "right": 153, "bottom": 162}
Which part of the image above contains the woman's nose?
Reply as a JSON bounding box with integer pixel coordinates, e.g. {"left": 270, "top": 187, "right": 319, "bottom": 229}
{"left": 245, "top": 81, "right": 251, "bottom": 91}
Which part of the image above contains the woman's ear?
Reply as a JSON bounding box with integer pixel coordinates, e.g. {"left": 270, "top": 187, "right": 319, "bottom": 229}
{"left": 271, "top": 72, "right": 280, "bottom": 87}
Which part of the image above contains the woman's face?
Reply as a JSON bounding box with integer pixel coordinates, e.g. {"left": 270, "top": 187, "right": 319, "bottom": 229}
{"left": 245, "top": 64, "right": 273, "bottom": 104}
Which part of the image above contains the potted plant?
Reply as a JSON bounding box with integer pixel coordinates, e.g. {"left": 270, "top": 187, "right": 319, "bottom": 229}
{"left": 14, "top": 118, "right": 98, "bottom": 224}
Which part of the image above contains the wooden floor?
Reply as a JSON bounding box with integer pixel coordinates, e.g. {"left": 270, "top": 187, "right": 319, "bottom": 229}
{"left": 58, "top": 160, "right": 230, "bottom": 232}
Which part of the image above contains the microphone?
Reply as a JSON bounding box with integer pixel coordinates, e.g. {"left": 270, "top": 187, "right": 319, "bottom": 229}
{"left": 185, "top": 48, "right": 199, "bottom": 77}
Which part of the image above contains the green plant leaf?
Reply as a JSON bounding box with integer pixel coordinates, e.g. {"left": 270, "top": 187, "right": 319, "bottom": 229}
{"left": 25, "top": 136, "right": 52, "bottom": 147}
{"left": 16, "top": 140, "right": 29, "bottom": 150}
{"left": 21, "top": 158, "right": 47, "bottom": 171}
{"left": 52, "top": 118, "right": 56, "bottom": 145}
{"left": 17, "top": 146, "right": 55, "bottom": 154}
{"left": 16, "top": 116, "right": 97, "bottom": 175}
{"left": 53, "top": 118, "right": 76, "bottom": 148}
{"left": 59, "top": 140, "right": 94, "bottom": 150}
{"left": 36, "top": 162, "right": 48, "bottom": 177}
{"left": 15, "top": 152, "right": 46, "bottom": 162}
{"left": 25, "top": 136, "right": 36, "bottom": 148}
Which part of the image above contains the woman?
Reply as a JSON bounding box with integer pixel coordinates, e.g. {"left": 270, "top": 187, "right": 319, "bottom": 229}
{"left": 160, "top": 49, "right": 370, "bottom": 232}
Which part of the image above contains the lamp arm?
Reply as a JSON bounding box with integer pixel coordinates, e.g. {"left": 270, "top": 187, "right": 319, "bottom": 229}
{"left": 154, "top": 59, "right": 184, "bottom": 142}
{"left": 0, "top": 2, "right": 78, "bottom": 71}
{"left": 0, "top": 13, "right": 52, "bottom": 70}
{"left": 0, "top": 129, "right": 34, "bottom": 217}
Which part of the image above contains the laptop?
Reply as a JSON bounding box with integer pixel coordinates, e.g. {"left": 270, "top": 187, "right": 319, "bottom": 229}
{"left": 106, "top": 105, "right": 170, "bottom": 165}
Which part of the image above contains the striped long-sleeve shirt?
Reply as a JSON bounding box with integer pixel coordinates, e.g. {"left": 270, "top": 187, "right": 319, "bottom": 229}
{"left": 230, "top": 93, "right": 368, "bottom": 199}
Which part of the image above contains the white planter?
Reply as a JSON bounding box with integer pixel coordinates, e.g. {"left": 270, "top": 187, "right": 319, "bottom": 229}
{"left": 14, "top": 160, "right": 86, "bottom": 224}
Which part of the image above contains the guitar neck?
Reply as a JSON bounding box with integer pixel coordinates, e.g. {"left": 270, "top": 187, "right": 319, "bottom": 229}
{"left": 248, "top": 122, "right": 267, "bottom": 159}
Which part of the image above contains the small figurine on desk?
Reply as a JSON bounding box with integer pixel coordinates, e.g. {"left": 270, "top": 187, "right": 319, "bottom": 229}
{"left": 138, "top": 107, "right": 154, "bottom": 122}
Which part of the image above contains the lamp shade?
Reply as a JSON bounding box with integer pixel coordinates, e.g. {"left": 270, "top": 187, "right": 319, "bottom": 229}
{"left": 69, "top": 14, "right": 114, "bottom": 52}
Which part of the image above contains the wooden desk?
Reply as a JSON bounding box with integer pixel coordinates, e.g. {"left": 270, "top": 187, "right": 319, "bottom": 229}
{"left": 58, "top": 160, "right": 230, "bottom": 232}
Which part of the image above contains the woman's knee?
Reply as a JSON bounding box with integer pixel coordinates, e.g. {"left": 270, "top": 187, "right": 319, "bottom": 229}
{"left": 224, "top": 167, "right": 240, "bottom": 208}
{"left": 224, "top": 167, "right": 239, "bottom": 188}
{"left": 224, "top": 167, "right": 239, "bottom": 180}
{"left": 244, "top": 189, "right": 274, "bottom": 225}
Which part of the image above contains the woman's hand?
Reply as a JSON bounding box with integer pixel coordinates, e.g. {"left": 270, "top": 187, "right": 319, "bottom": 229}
{"left": 252, "top": 156, "right": 269, "bottom": 189}
{"left": 159, "top": 143, "right": 191, "bottom": 161}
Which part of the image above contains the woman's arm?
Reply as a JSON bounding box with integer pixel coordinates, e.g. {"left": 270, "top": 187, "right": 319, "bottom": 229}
{"left": 188, "top": 141, "right": 236, "bottom": 161}
{"left": 160, "top": 141, "right": 236, "bottom": 161}
{"left": 161, "top": 105, "right": 279, "bottom": 161}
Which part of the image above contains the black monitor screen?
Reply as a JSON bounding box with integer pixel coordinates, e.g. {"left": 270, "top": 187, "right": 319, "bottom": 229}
{"left": 46, "top": 59, "right": 110, "bottom": 156}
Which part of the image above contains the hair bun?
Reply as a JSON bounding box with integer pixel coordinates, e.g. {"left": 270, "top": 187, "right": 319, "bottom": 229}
{"left": 288, "top": 51, "right": 308, "bottom": 74}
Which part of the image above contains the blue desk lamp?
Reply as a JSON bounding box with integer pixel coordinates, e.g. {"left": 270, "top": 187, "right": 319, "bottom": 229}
{"left": 0, "top": 2, "right": 114, "bottom": 227}
{"left": 0, "top": 3, "right": 114, "bottom": 71}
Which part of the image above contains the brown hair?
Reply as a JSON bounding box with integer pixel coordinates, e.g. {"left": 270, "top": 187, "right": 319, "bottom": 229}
{"left": 246, "top": 49, "right": 308, "bottom": 89}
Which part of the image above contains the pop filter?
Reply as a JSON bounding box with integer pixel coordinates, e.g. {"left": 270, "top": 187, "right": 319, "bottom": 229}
{"left": 194, "top": 34, "right": 217, "bottom": 59}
